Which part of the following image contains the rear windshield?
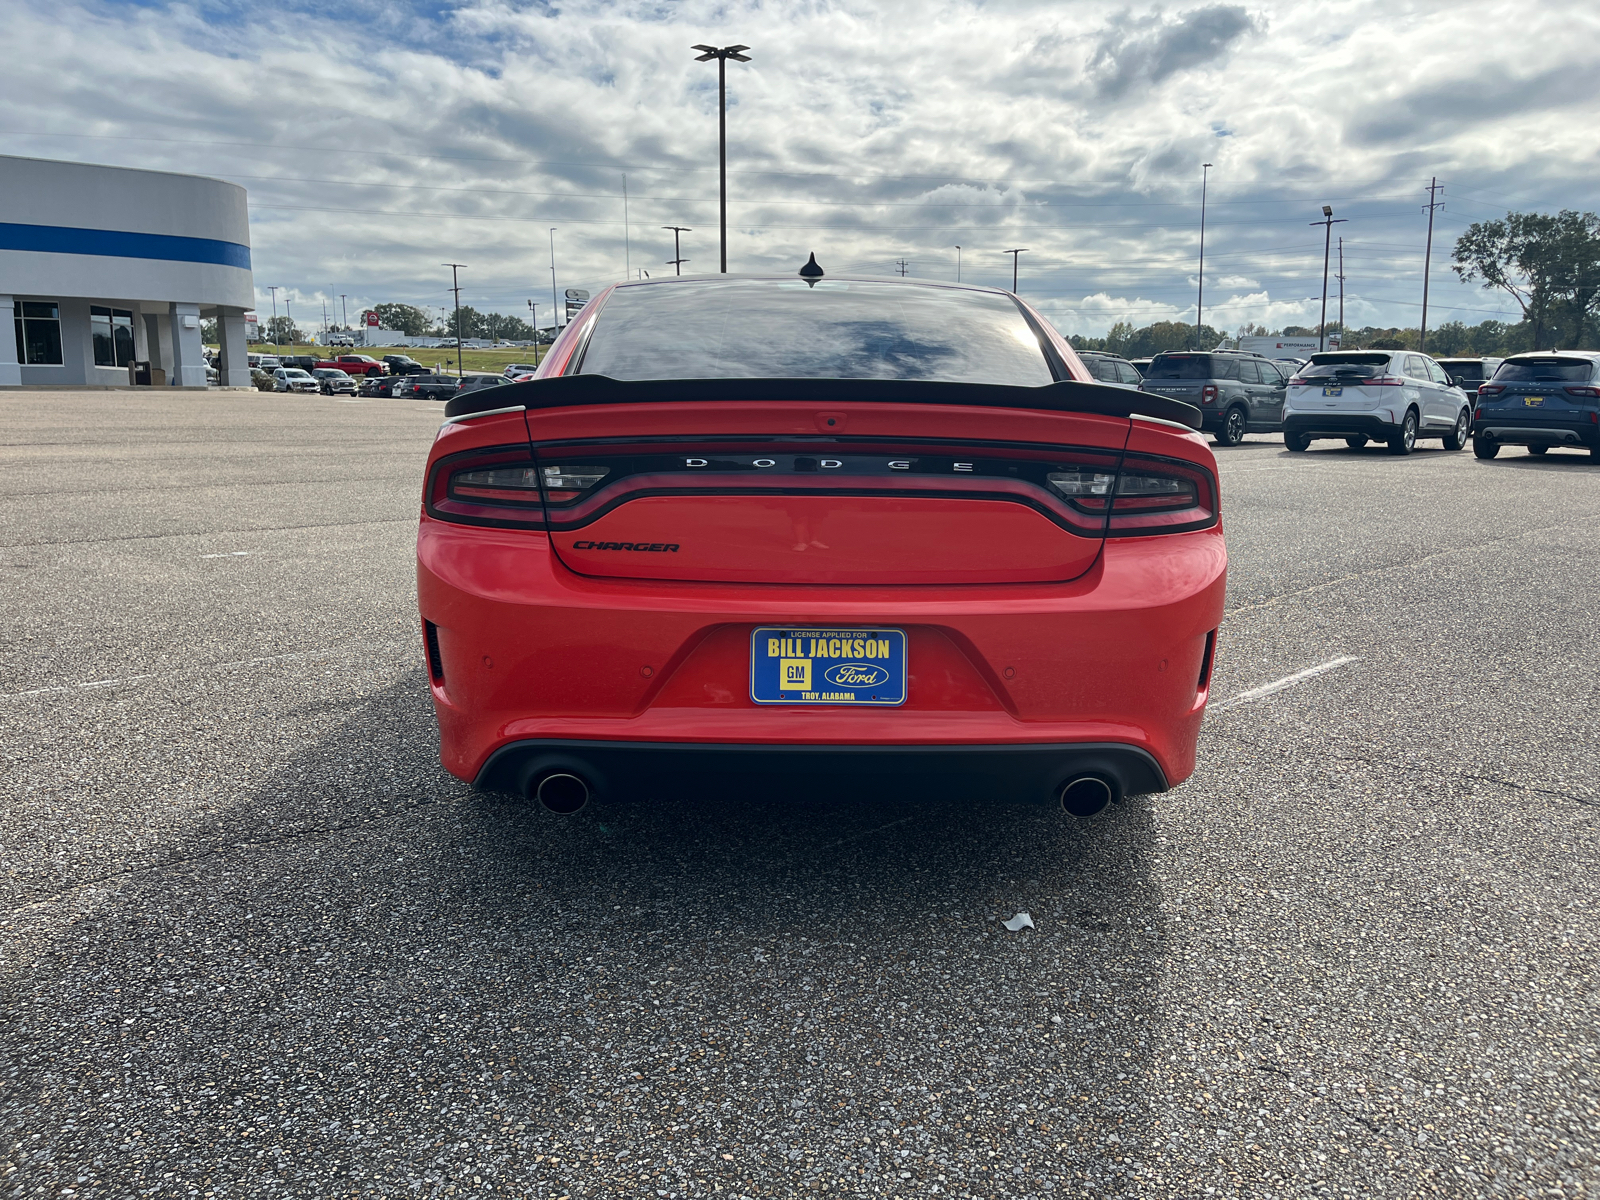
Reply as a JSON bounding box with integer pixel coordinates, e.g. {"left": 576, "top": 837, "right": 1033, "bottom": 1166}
{"left": 575, "top": 279, "right": 1055, "bottom": 386}
{"left": 1494, "top": 358, "right": 1595, "bottom": 383}
{"left": 1298, "top": 352, "right": 1391, "bottom": 381}
{"left": 1144, "top": 354, "right": 1216, "bottom": 380}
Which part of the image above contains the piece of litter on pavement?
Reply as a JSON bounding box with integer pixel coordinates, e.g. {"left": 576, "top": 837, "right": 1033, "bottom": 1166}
{"left": 1002, "top": 912, "right": 1034, "bottom": 932}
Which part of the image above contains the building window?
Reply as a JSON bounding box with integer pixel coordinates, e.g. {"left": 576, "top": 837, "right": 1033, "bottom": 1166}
{"left": 91, "top": 306, "right": 136, "bottom": 368}
{"left": 14, "top": 301, "right": 64, "bottom": 366}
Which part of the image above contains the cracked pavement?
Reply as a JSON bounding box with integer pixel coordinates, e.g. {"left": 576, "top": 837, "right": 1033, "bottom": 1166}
{"left": 2, "top": 392, "right": 1597, "bottom": 1198}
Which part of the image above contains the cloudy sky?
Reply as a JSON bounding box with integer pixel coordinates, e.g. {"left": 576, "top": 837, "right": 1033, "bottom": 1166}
{"left": 3, "top": 0, "right": 1597, "bottom": 337}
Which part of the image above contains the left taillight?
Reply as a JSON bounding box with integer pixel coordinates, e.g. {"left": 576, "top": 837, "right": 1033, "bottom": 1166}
{"left": 426, "top": 445, "right": 546, "bottom": 529}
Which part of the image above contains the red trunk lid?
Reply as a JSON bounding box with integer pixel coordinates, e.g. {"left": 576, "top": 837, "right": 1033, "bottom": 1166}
{"left": 528, "top": 401, "right": 1132, "bottom": 586}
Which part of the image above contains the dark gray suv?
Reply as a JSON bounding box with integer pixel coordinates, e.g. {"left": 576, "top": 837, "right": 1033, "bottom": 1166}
{"left": 1138, "top": 351, "right": 1288, "bottom": 446}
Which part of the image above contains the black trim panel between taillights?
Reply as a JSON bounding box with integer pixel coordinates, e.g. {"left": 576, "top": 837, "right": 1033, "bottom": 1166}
{"left": 425, "top": 436, "right": 1219, "bottom": 539}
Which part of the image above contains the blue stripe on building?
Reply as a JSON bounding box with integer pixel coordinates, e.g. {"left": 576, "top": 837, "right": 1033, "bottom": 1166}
{"left": 0, "top": 223, "right": 251, "bottom": 270}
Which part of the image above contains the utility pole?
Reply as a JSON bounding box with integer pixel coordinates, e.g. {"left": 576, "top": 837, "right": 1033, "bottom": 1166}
{"left": 321, "top": 299, "right": 329, "bottom": 343}
{"left": 339, "top": 294, "right": 348, "bottom": 333}
{"left": 442, "top": 263, "right": 466, "bottom": 378}
{"left": 1196, "top": 162, "right": 1212, "bottom": 349}
{"left": 549, "top": 228, "right": 560, "bottom": 335}
{"left": 285, "top": 300, "right": 294, "bottom": 348}
{"left": 622, "top": 174, "right": 630, "bottom": 280}
{"left": 1336, "top": 237, "right": 1346, "bottom": 348}
{"left": 1003, "top": 248, "right": 1028, "bottom": 294}
{"left": 955, "top": 246, "right": 961, "bottom": 283}
{"left": 1311, "top": 206, "right": 1348, "bottom": 352}
{"left": 267, "top": 286, "right": 280, "bottom": 346}
{"left": 527, "top": 300, "right": 539, "bottom": 366}
{"left": 1420, "top": 177, "right": 1444, "bottom": 352}
{"left": 692, "top": 43, "right": 752, "bottom": 273}
{"left": 664, "top": 225, "right": 692, "bottom": 275}
{"left": 894, "top": 259, "right": 910, "bottom": 277}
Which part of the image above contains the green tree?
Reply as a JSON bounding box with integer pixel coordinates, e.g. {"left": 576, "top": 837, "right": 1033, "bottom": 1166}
{"left": 372, "top": 303, "right": 433, "bottom": 337}
{"left": 264, "top": 315, "right": 302, "bottom": 345}
{"left": 1453, "top": 210, "right": 1600, "bottom": 350}
{"left": 1103, "top": 321, "right": 1136, "bottom": 356}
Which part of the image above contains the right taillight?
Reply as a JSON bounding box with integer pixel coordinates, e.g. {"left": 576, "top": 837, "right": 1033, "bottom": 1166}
{"left": 1364, "top": 375, "right": 1405, "bottom": 387}
{"left": 1104, "top": 453, "right": 1218, "bottom": 537}
{"left": 1200, "top": 385, "right": 1218, "bottom": 404}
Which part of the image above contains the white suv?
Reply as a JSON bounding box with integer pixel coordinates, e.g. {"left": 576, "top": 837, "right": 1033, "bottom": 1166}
{"left": 1283, "top": 350, "right": 1471, "bottom": 455}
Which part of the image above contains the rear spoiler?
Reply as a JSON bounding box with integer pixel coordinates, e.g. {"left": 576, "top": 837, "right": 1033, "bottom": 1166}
{"left": 442, "top": 375, "right": 1203, "bottom": 430}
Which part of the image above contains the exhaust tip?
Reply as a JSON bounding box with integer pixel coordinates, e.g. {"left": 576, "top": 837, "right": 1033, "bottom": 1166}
{"left": 1058, "top": 775, "right": 1115, "bottom": 819}
{"left": 534, "top": 772, "right": 590, "bottom": 814}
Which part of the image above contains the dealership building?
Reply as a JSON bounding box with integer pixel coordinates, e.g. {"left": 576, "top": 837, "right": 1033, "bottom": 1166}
{"left": 1, "top": 154, "right": 255, "bottom": 389}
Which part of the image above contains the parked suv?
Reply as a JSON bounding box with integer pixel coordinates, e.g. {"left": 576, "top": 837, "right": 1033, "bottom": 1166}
{"left": 1283, "top": 351, "right": 1470, "bottom": 454}
{"left": 1076, "top": 351, "right": 1144, "bottom": 390}
{"left": 501, "top": 362, "right": 540, "bottom": 378}
{"left": 394, "top": 374, "right": 461, "bottom": 401}
{"left": 1471, "top": 352, "right": 1600, "bottom": 459}
{"left": 280, "top": 355, "right": 319, "bottom": 371}
{"left": 1139, "top": 350, "right": 1287, "bottom": 445}
{"left": 1435, "top": 357, "right": 1505, "bottom": 404}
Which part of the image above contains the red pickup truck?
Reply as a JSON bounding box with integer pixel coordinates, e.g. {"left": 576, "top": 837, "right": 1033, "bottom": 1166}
{"left": 314, "top": 354, "right": 386, "bottom": 377}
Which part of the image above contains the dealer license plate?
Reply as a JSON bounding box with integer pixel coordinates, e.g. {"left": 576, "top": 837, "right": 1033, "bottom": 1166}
{"left": 1321, "top": 386, "right": 1343, "bottom": 396}
{"left": 1524, "top": 396, "right": 1545, "bottom": 406}
{"left": 750, "top": 627, "right": 907, "bottom": 706}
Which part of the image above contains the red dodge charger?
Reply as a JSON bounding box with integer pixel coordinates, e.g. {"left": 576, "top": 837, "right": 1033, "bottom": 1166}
{"left": 416, "top": 271, "right": 1226, "bottom": 816}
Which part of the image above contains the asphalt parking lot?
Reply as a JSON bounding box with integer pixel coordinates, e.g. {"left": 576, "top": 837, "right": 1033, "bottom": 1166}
{"left": 3, "top": 390, "right": 1596, "bottom": 1200}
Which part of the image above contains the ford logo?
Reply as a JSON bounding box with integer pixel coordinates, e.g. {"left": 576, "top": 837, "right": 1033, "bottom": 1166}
{"left": 823, "top": 662, "right": 889, "bottom": 688}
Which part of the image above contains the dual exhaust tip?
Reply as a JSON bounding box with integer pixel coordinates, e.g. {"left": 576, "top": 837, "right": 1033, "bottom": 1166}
{"left": 1058, "top": 775, "right": 1116, "bottom": 818}
{"left": 532, "top": 770, "right": 1115, "bottom": 818}
{"left": 532, "top": 771, "right": 591, "bottom": 814}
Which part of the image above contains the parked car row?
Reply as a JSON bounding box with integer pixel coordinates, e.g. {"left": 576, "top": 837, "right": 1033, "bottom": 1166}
{"left": 1123, "top": 346, "right": 1595, "bottom": 459}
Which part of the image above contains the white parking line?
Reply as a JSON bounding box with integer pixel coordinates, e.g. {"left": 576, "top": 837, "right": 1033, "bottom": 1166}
{"left": 200, "top": 551, "right": 251, "bottom": 558}
{"left": 0, "top": 647, "right": 352, "bottom": 701}
{"left": 1210, "top": 655, "right": 1359, "bottom": 712}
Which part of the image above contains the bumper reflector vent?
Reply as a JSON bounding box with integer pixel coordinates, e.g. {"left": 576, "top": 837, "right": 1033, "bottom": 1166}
{"left": 424, "top": 620, "right": 445, "bottom": 684}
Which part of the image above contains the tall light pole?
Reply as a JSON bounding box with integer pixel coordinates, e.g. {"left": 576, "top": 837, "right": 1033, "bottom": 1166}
{"left": 956, "top": 245, "right": 962, "bottom": 283}
{"left": 339, "top": 293, "right": 349, "bottom": 333}
{"left": 267, "top": 286, "right": 280, "bottom": 347}
{"left": 549, "top": 228, "right": 560, "bottom": 335}
{"left": 443, "top": 263, "right": 466, "bottom": 378}
{"left": 1420, "top": 177, "right": 1444, "bottom": 352}
{"left": 1311, "top": 205, "right": 1348, "bottom": 353}
{"left": 527, "top": 301, "right": 539, "bottom": 366}
{"left": 692, "top": 43, "right": 752, "bottom": 273}
{"left": 1196, "top": 162, "right": 1212, "bottom": 349}
{"left": 1004, "top": 248, "right": 1028, "bottom": 294}
{"left": 664, "top": 225, "right": 692, "bottom": 275}
{"left": 285, "top": 300, "right": 293, "bottom": 348}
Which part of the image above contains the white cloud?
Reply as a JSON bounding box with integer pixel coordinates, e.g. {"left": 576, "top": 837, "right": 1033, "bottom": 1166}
{"left": 0, "top": 0, "right": 1588, "bottom": 334}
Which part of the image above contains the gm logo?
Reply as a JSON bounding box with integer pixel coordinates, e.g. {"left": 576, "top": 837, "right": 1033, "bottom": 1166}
{"left": 823, "top": 662, "right": 889, "bottom": 688}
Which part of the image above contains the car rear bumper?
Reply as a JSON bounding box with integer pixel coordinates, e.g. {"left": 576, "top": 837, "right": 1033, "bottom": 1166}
{"left": 416, "top": 520, "right": 1228, "bottom": 795}
{"left": 475, "top": 738, "right": 1168, "bottom": 804}
{"left": 1472, "top": 421, "right": 1596, "bottom": 447}
{"left": 1284, "top": 413, "right": 1400, "bottom": 439}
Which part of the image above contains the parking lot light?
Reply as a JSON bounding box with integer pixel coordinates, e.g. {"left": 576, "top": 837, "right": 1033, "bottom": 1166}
{"left": 1311, "top": 206, "right": 1348, "bottom": 353}
{"left": 692, "top": 44, "right": 752, "bottom": 273}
